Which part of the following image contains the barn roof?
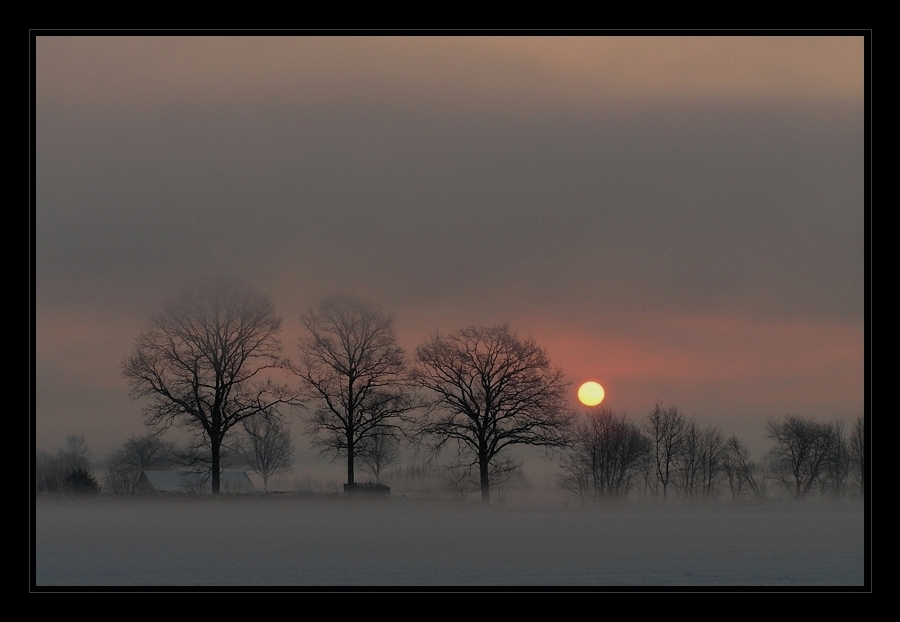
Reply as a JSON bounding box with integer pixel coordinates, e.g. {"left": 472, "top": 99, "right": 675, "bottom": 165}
{"left": 137, "top": 470, "right": 255, "bottom": 494}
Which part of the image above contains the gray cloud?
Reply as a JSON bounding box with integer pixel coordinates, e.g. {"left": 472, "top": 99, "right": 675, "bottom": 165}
{"left": 34, "top": 37, "right": 865, "bottom": 458}
{"left": 37, "top": 101, "right": 863, "bottom": 318}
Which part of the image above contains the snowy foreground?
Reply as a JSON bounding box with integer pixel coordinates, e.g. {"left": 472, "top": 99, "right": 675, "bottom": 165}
{"left": 34, "top": 495, "right": 865, "bottom": 588}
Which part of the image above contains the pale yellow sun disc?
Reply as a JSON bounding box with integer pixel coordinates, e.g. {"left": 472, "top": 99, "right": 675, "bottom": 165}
{"left": 578, "top": 381, "right": 605, "bottom": 406}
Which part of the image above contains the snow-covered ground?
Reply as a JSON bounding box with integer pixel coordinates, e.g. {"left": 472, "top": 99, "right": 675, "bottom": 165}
{"left": 34, "top": 495, "right": 865, "bottom": 587}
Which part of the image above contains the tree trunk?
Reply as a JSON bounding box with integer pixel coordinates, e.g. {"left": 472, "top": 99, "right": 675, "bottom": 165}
{"left": 480, "top": 456, "right": 490, "bottom": 502}
{"left": 347, "top": 436, "right": 355, "bottom": 489}
{"left": 346, "top": 400, "right": 356, "bottom": 488}
{"left": 211, "top": 436, "right": 221, "bottom": 495}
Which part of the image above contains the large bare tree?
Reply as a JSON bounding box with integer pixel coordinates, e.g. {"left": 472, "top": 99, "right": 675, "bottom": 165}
{"left": 295, "top": 295, "right": 414, "bottom": 488}
{"left": 412, "top": 324, "right": 574, "bottom": 502}
{"left": 122, "top": 279, "right": 290, "bottom": 494}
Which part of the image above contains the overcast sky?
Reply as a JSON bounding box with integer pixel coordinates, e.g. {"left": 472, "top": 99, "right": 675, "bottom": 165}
{"left": 34, "top": 35, "right": 866, "bottom": 464}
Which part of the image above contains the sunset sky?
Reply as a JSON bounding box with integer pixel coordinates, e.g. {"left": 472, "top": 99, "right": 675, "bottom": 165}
{"left": 34, "top": 35, "right": 866, "bottom": 466}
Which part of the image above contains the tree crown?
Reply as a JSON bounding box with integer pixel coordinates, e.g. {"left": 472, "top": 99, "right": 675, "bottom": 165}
{"left": 297, "top": 294, "right": 407, "bottom": 408}
{"left": 122, "top": 278, "right": 289, "bottom": 442}
{"left": 413, "top": 323, "right": 574, "bottom": 458}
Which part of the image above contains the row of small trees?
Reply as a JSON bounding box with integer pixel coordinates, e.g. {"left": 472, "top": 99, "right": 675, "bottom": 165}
{"left": 557, "top": 407, "right": 865, "bottom": 502}
{"left": 40, "top": 408, "right": 864, "bottom": 501}
{"left": 38, "top": 422, "right": 395, "bottom": 496}
{"left": 37, "top": 422, "right": 298, "bottom": 495}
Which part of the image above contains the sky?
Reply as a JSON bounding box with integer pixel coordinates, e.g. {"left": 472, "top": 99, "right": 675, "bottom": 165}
{"left": 33, "top": 35, "right": 866, "bottom": 468}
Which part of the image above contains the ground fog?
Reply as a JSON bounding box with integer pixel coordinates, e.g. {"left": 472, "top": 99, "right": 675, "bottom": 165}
{"left": 34, "top": 496, "right": 865, "bottom": 587}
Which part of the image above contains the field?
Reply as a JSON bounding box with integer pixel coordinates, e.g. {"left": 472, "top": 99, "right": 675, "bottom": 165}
{"left": 34, "top": 494, "right": 866, "bottom": 588}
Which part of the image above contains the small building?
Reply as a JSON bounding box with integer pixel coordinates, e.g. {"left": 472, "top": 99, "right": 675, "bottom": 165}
{"left": 219, "top": 471, "right": 255, "bottom": 494}
{"left": 136, "top": 470, "right": 255, "bottom": 495}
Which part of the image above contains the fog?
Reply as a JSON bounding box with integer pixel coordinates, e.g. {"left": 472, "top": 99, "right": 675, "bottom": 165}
{"left": 33, "top": 35, "right": 867, "bottom": 590}
{"left": 35, "top": 36, "right": 865, "bottom": 459}
{"left": 35, "top": 495, "right": 864, "bottom": 587}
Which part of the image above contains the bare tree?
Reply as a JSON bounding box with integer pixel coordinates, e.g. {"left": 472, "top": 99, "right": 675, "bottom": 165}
{"left": 61, "top": 434, "right": 100, "bottom": 492}
{"left": 557, "top": 447, "right": 593, "bottom": 502}
{"left": 59, "top": 434, "right": 91, "bottom": 472}
{"left": 104, "top": 434, "right": 177, "bottom": 494}
{"left": 121, "top": 434, "right": 177, "bottom": 470}
{"left": 412, "top": 324, "right": 574, "bottom": 502}
{"left": 36, "top": 451, "right": 61, "bottom": 493}
{"left": 849, "top": 414, "right": 865, "bottom": 497}
{"left": 356, "top": 429, "right": 401, "bottom": 484}
{"left": 104, "top": 462, "right": 138, "bottom": 495}
{"left": 722, "top": 434, "right": 761, "bottom": 499}
{"left": 232, "top": 413, "right": 294, "bottom": 491}
{"left": 819, "top": 421, "right": 851, "bottom": 498}
{"left": 676, "top": 419, "right": 702, "bottom": 499}
{"left": 558, "top": 407, "right": 648, "bottom": 501}
{"left": 295, "top": 295, "right": 414, "bottom": 488}
{"left": 766, "top": 414, "right": 837, "bottom": 499}
{"left": 676, "top": 421, "right": 726, "bottom": 500}
{"left": 36, "top": 435, "right": 100, "bottom": 494}
{"left": 645, "top": 404, "right": 687, "bottom": 499}
{"left": 697, "top": 425, "right": 727, "bottom": 498}
{"left": 123, "top": 278, "right": 291, "bottom": 494}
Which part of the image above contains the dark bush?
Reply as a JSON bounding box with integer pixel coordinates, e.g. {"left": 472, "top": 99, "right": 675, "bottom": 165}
{"left": 344, "top": 482, "right": 390, "bottom": 495}
{"left": 66, "top": 467, "right": 101, "bottom": 494}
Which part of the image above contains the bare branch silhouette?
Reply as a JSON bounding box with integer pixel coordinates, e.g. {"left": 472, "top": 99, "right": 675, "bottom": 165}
{"left": 123, "top": 278, "right": 291, "bottom": 494}
{"left": 412, "top": 324, "right": 574, "bottom": 502}
{"left": 295, "top": 295, "right": 414, "bottom": 488}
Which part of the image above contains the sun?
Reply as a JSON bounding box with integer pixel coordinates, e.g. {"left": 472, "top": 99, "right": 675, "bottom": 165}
{"left": 577, "top": 381, "right": 605, "bottom": 406}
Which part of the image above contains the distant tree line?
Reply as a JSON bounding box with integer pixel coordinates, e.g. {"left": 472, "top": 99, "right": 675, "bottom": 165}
{"left": 557, "top": 407, "right": 864, "bottom": 503}
{"left": 37, "top": 277, "right": 866, "bottom": 503}
{"left": 38, "top": 411, "right": 865, "bottom": 503}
